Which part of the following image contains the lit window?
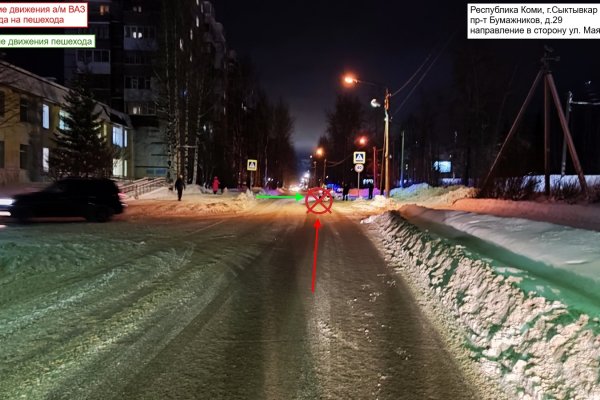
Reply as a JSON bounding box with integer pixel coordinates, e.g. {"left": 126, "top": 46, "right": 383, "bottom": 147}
{"left": 43, "top": 147, "right": 49, "bottom": 172}
{"left": 196, "top": 16, "right": 200, "bottom": 27}
{"left": 179, "top": 38, "right": 183, "bottom": 50}
{"left": 126, "top": 102, "right": 155, "bottom": 115}
{"left": 129, "top": 104, "right": 141, "bottom": 115}
{"left": 42, "top": 104, "right": 49, "bottom": 129}
{"left": 113, "top": 158, "right": 124, "bottom": 177}
{"left": 133, "top": 5, "right": 142, "bottom": 12}
{"left": 99, "top": 4, "right": 109, "bottom": 15}
{"left": 59, "top": 110, "right": 69, "bottom": 130}
{"left": 113, "top": 126, "right": 124, "bottom": 147}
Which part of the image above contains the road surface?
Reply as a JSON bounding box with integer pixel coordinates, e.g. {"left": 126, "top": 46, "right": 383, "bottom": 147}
{"left": 0, "top": 200, "right": 482, "bottom": 399}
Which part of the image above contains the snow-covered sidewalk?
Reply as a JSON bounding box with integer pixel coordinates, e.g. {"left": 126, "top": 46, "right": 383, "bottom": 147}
{"left": 122, "top": 185, "right": 257, "bottom": 218}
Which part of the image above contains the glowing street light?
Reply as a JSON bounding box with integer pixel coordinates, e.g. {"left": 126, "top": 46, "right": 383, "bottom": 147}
{"left": 343, "top": 73, "right": 391, "bottom": 197}
{"left": 358, "top": 136, "right": 367, "bottom": 146}
{"left": 315, "top": 147, "right": 326, "bottom": 184}
{"left": 343, "top": 74, "right": 357, "bottom": 85}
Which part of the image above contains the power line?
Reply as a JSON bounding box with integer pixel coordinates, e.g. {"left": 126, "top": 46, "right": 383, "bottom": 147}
{"left": 390, "top": 49, "right": 434, "bottom": 98}
{"left": 391, "top": 31, "right": 456, "bottom": 118}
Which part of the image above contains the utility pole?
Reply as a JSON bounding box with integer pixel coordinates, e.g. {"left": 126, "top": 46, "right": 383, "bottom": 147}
{"left": 481, "top": 48, "right": 588, "bottom": 198}
{"left": 399, "top": 130, "right": 405, "bottom": 188}
{"left": 562, "top": 92, "right": 600, "bottom": 176}
{"left": 561, "top": 91, "right": 572, "bottom": 176}
{"left": 384, "top": 88, "right": 391, "bottom": 197}
{"left": 373, "top": 146, "right": 377, "bottom": 191}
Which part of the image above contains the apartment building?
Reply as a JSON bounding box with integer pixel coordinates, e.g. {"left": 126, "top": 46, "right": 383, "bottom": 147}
{"left": 64, "top": 0, "right": 229, "bottom": 179}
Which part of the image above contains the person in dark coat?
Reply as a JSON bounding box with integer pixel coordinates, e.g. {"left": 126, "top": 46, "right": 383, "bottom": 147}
{"left": 368, "top": 181, "right": 374, "bottom": 200}
{"left": 212, "top": 176, "right": 221, "bottom": 194}
{"left": 174, "top": 175, "right": 185, "bottom": 201}
{"left": 342, "top": 182, "right": 350, "bottom": 201}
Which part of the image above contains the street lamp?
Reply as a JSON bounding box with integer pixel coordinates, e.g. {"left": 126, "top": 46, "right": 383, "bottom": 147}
{"left": 344, "top": 75, "right": 358, "bottom": 85}
{"left": 315, "top": 147, "right": 326, "bottom": 185}
{"left": 343, "top": 74, "right": 391, "bottom": 197}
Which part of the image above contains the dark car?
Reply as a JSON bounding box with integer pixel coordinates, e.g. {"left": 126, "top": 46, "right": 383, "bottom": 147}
{"left": 9, "top": 178, "right": 125, "bottom": 223}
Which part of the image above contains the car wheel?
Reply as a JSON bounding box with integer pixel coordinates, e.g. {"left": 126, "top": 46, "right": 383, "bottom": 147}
{"left": 12, "top": 207, "right": 32, "bottom": 224}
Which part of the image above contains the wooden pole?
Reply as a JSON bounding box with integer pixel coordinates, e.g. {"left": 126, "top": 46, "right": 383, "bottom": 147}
{"left": 400, "top": 130, "right": 405, "bottom": 188}
{"left": 481, "top": 70, "right": 544, "bottom": 192}
{"left": 544, "top": 74, "right": 551, "bottom": 197}
{"left": 560, "top": 91, "right": 572, "bottom": 176}
{"left": 546, "top": 73, "right": 589, "bottom": 198}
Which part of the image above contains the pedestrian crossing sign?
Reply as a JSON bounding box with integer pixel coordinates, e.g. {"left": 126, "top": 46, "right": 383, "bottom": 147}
{"left": 353, "top": 151, "right": 366, "bottom": 164}
{"left": 247, "top": 159, "right": 257, "bottom": 171}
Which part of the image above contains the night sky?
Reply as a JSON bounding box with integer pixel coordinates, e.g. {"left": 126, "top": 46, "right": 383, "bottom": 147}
{"left": 216, "top": 0, "right": 600, "bottom": 154}
{"left": 5, "top": 1, "right": 600, "bottom": 156}
{"left": 217, "top": 0, "right": 462, "bottom": 153}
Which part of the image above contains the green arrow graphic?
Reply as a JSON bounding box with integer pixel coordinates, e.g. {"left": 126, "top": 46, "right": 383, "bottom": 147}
{"left": 256, "top": 193, "right": 304, "bottom": 201}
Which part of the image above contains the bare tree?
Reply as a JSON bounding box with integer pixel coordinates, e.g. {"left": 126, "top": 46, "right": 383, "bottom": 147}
{"left": 325, "top": 94, "right": 364, "bottom": 183}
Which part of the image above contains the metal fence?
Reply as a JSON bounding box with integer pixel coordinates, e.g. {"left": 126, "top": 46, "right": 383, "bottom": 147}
{"left": 118, "top": 177, "right": 167, "bottom": 199}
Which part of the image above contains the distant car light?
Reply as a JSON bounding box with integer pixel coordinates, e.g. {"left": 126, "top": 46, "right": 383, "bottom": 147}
{"left": 290, "top": 185, "right": 300, "bottom": 192}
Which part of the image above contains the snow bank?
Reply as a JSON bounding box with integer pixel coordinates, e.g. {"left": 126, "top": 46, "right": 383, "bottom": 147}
{"left": 441, "top": 198, "right": 600, "bottom": 232}
{"left": 348, "top": 195, "right": 395, "bottom": 211}
{"left": 344, "top": 185, "right": 477, "bottom": 214}
{"left": 530, "top": 175, "right": 600, "bottom": 193}
{"left": 368, "top": 211, "right": 600, "bottom": 400}
{"left": 124, "top": 186, "right": 256, "bottom": 218}
{"left": 390, "top": 182, "right": 432, "bottom": 197}
{"left": 390, "top": 184, "right": 477, "bottom": 205}
{"left": 400, "top": 205, "right": 600, "bottom": 291}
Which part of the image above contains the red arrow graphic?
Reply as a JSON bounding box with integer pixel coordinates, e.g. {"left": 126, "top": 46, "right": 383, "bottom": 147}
{"left": 312, "top": 218, "right": 321, "bottom": 292}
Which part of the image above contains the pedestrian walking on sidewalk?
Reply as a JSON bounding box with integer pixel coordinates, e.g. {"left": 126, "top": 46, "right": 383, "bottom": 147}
{"left": 342, "top": 182, "right": 350, "bottom": 201}
{"left": 212, "top": 176, "right": 221, "bottom": 194}
{"left": 174, "top": 175, "right": 185, "bottom": 201}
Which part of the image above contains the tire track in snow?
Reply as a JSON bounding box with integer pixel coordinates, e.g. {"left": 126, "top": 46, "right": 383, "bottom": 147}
{"left": 0, "top": 207, "right": 291, "bottom": 399}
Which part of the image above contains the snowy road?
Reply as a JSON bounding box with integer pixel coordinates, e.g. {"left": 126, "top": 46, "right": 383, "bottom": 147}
{"left": 0, "top": 200, "right": 483, "bottom": 399}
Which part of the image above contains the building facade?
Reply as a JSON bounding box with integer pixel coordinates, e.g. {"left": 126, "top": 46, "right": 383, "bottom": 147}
{"left": 0, "top": 61, "right": 132, "bottom": 185}
{"left": 64, "top": 0, "right": 229, "bottom": 180}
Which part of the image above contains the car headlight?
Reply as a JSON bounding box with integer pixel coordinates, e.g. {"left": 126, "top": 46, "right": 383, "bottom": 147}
{"left": 0, "top": 198, "right": 14, "bottom": 206}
